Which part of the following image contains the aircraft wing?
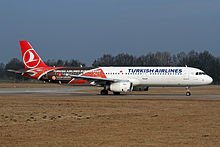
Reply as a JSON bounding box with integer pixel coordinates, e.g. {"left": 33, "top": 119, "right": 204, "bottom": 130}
{"left": 66, "top": 74, "right": 125, "bottom": 84}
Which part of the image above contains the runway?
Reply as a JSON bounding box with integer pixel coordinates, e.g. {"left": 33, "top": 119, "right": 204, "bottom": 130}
{"left": 0, "top": 86, "right": 220, "bottom": 100}
{"left": 0, "top": 87, "right": 92, "bottom": 94}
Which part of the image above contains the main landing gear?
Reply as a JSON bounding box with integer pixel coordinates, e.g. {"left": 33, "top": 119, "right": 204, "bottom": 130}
{"left": 186, "top": 87, "right": 191, "bottom": 96}
{"left": 100, "top": 89, "right": 121, "bottom": 95}
{"left": 100, "top": 89, "right": 108, "bottom": 95}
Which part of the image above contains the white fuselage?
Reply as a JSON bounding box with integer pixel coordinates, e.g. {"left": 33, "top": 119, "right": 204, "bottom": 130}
{"left": 95, "top": 67, "right": 213, "bottom": 87}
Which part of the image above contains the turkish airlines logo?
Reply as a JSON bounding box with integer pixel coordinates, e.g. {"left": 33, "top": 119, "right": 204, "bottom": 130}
{"left": 23, "top": 49, "right": 40, "bottom": 68}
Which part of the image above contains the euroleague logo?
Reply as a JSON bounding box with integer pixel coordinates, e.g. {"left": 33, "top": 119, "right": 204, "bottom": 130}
{"left": 23, "top": 49, "right": 40, "bottom": 68}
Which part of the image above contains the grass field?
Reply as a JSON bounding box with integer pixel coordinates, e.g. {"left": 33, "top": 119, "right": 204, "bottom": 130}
{"left": 0, "top": 83, "right": 220, "bottom": 146}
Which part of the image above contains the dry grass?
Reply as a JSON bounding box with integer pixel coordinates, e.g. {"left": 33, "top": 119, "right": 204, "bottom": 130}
{"left": 0, "top": 94, "right": 220, "bottom": 146}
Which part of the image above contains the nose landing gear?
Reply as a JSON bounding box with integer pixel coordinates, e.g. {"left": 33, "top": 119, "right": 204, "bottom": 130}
{"left": 186, "top": 87, "right": 191, "bottom": 96}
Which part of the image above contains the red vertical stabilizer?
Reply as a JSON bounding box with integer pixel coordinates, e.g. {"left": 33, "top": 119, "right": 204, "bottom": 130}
{"left": 20, "top": 41, "right": 49, "bottom": 69}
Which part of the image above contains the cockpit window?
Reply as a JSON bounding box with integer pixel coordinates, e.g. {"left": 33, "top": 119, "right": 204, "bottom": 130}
{"left": 195, "top": 72, "right": 206, "bottom": 75}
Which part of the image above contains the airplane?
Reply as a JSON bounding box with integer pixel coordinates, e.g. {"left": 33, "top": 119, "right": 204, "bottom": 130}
{"left": 8, "top": 41, "right": 213, "bottom": 96}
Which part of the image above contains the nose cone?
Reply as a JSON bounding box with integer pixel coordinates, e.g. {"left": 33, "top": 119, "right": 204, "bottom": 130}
{"left": 206, "top": 76, "right": 213, "bottom": 84}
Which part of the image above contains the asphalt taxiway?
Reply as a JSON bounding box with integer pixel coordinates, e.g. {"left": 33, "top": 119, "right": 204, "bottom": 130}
{"left": 0, "top": 86, "right": 220, "bottom": 100}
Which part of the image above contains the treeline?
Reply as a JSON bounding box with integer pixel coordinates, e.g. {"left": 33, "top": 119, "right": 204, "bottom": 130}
{"left": 93, "top": 50, "right": 220, "bottom": 84}
{"left": 0, "top": 50, "right": 220, "bottom": 84}
{"left": 45, "top": 59, "right": 85, "bottom": 67}
{"left": 0, "top": 58, "right": 84, "bottom": 82}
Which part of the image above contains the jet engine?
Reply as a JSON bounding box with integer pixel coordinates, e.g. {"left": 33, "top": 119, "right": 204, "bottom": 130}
{"left": 109, "top": 81, "right": 133, "bottom": 92}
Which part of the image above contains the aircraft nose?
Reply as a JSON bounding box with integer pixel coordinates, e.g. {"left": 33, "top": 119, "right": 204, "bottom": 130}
{"left": 207, "top": 76, "right": 213, "bottom": 84}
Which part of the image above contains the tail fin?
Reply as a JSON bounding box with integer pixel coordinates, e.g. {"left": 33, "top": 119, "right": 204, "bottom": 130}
{"left": 20, "top": 41, "right": 49, "bottom": 69}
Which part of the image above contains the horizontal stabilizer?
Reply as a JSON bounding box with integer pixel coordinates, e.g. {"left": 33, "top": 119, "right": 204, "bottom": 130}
{"left": 7, "top": 69, "right": 22, "bottom": 74}
{"left": 7, "top": 69, "right": 36, "bottom": 75}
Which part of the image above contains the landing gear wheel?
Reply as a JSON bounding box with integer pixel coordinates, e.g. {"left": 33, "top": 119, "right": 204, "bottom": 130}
{"left": 113, "top": 92, "right": 120, "bottom": 95}
{"left": 186, "top": 91, "right": 191, "bottom": 96}
{"left": 185, "top": 86, "right": 191, "bottom": 96}
{"left": 100, "top": 89, "right": 108, "bottom": 95}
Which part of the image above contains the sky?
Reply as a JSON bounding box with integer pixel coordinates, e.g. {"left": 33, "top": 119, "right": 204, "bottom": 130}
{"left": 0, "top": 0, "right": 219, "bottom": 66}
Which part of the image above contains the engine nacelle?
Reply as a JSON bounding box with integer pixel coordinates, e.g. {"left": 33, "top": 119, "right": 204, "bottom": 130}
{"left": 109, "top": 82, "right": 133, "bottom": 92}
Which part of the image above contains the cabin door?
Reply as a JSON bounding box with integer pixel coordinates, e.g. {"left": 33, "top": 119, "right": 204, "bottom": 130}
{"left": 183, "top": 67, "right": 189, "bottom": 81}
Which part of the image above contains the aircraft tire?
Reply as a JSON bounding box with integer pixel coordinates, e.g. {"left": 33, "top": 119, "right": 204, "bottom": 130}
{"left": 101, "top": 89, "right": 108, "bottom": 95}
{"left": 186, "top": 91, "right": 191, "bottom": 96}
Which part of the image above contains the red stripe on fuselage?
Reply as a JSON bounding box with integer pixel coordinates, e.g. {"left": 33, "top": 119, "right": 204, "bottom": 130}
{"left": 69, "top": 79, "right": 88, "bottom": 84}
{"left": 23, "top": 67, "right": 64, "bottom": 80}
{"left": 81, "top": 68, "right": 106, "bottom": 78}
{"left": 68, "top": 68, "right": 106, "bottom": 84}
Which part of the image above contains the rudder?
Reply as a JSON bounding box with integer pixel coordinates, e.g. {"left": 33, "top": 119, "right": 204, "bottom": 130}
{"left": 20, "top": 41, "right": 49, "bottom": 69}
